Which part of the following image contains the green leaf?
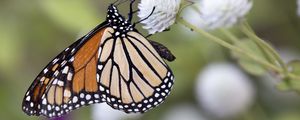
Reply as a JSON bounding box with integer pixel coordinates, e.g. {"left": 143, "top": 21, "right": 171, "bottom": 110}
{"left": 231, "top": 39, "right": 267, "bottom": 76}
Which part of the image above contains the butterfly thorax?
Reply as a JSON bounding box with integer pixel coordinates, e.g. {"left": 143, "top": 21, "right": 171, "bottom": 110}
{"left": 107, "top": 5, "right": 134, "bottom": 38}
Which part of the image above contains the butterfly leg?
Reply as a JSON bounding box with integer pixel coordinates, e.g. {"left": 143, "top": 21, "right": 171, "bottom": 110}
{"left": 149, "top": 40, "right": 176, "bottom": 62}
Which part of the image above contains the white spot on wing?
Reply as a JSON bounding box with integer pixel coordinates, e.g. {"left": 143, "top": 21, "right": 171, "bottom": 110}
{"left": 71, "top": 49, "right": 75, "bottom": 53}
{"left": 62, "top": 66, "right": 69, "bottom": 74}
{"left": 55, "top": 106, "right": 60, "bottom": 111}
{"left": 99, "top": 86, "right": 105, "bottom": 91}
{"left": 53, "top": 79, "right": 58, "bottom": 85}
{"left": 115, "top": 32, "right": 120, "bottom": 36}
{"left": 80, "top": 93, "right": 85, "bottom": 98}
{"left": 64, "top": 90, "right": 71, "bottom": 97}
{"left": 61, "top": 60, "right": 67, "bottom": 66}
{"left": 47, "top": 105, "right": 51, "bottom": 110}
{"left": 30, "top": 102, "right": 34, "bottom": 107}
{"left": 26, "top": 96, "right": 31, "bottom": 101}
{"left": 52, "top": 58, "right": 59, "bottom": 64}
{"left": 96, "top": 74, "right": 100, "bottom": 82}
{"left": 167, "top": 72, "right": 171, "bottom": 77}
{"left": 57, "top": 80, "right": 64, "bottom": 86}
{"left": 73, "top": 97, "right": 78, "bottom": 103}
{"left": 42, "top": 99, "right": 47, "bottom": 105}
{"left": 94, "top": 94, "right": 99, "bottom": 98}
{"left": 98, "top": 65, "right": 103, "bottom": 70}
{"left": 155, "top": 93, "right": 159, "bottom": 97}
{"left": 43, "top": 69, "right": 48, "bottom": 73}
{"left": 67, "top": 73, "right": 73, "bottom": 81}
{"left": 86, "top": 94, "right": 91, "bottom": 100}
{"left": 69, "top": 57, "right": 74, "bottom": 62}
{"left": 164, "top": 78, "right": 169, "bottom": 83}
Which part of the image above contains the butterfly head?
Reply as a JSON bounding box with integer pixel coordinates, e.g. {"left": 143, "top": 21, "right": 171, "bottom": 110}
{"left": 107, "top": 4, "right": 134, "bottom": 38}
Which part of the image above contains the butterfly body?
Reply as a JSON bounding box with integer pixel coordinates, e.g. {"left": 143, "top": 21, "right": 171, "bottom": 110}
{"left": 22, "top": 4, "right": 175, "bottom": 118}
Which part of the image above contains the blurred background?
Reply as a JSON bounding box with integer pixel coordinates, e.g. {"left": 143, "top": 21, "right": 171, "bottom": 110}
{"left": 1, "top": 0, "right": 300, "bottom": 120}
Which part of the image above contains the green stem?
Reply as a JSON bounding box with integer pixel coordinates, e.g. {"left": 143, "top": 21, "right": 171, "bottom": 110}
{"left": 219, "top": 29, "right": 240, "bottom": 44}
{"left": 241, "top": 21, "right": 289, "bottom": 78}
{"left": 177, "top": 17, "right": 300, "bottom": 80}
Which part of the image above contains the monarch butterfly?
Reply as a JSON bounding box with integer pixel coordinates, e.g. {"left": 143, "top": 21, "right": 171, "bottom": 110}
{"left": 22, "top": 1, "right": 175, "bottom": 118}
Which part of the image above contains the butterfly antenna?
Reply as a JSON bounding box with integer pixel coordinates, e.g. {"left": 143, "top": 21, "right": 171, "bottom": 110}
{"left": 134, "top": 7, "right": 156, "bottom": 25}
{"left": 128, "top": 0, "right": 136, "bottom": 22}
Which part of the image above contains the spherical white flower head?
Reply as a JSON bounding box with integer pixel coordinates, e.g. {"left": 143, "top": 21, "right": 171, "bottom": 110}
{"left": 198, "top": 0, "right": 252, "bottom": 30}
{"left": 196, "top": 63, "right": 255, "bottom": 118}
{"left": 138, "top": 0, "right": 181, "bottom": 34}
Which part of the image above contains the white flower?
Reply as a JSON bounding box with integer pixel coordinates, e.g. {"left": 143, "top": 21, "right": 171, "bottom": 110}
{"left": 297, "top": 0, "right": 300, "bottom": 16}
{"left": 138, "top": 0, "right": 181, "bottom": 34}
{"left": 198, "top": 0, "right": 252, "bottom": 30}
{"left": 92, "top": 104, "right": 140, "bottom": 120}
{"left": 196, "top": 63, "right": 255, "bottom": 118}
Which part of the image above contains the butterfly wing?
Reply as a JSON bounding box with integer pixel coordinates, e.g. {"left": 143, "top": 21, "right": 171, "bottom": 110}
{"left": 22, "top": 23, "right": 111, "bottom": 118}
{"left": 97, "top": 30, "right": 174, "bottom": 113}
